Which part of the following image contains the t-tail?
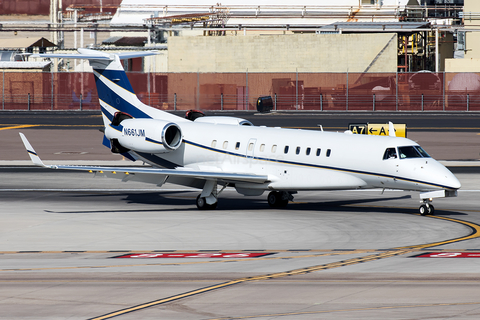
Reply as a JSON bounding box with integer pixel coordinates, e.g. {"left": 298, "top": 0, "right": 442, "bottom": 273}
{"left": 32, "top": 48, "right": 179, "bottom": 126}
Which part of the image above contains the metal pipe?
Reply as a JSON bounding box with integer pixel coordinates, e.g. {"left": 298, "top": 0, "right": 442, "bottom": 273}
{"left": 320, "top": 94, "right": 323, "bottom": 111}
{"left": 373, "top": 94, "right": 375, "bottom": 111}
{"left": 174, "top": 93, "right": 177, "bottom": 111}
{"left": 28, "top": 93, "right": 30, "bottom": 110}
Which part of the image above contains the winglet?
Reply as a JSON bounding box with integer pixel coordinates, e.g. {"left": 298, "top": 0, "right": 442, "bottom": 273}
{"left": 19, "top": 133, "right": 49, "bottom": 167}
{"left": 388, "top": 121, "right": 396, "bottom": 137}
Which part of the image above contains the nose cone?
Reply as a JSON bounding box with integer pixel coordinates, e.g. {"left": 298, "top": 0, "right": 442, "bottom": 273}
{"left": 434, "top": 161, "right": 461, "bottom": 190}
{"left": 446, "top": 170, "right": 462, "bottom": 190}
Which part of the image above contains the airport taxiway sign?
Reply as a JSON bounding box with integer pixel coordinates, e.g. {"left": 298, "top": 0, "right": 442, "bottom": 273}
{"left": 415, "top": 252, "right": 480, "bottom": 258}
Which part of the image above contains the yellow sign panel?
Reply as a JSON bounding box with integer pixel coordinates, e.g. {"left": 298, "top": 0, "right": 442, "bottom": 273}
{"left": 348, "top": 124, "right": 368, "bottom": 135}
{"left": 367, "top": 123, "right": 407, "bottom": 138}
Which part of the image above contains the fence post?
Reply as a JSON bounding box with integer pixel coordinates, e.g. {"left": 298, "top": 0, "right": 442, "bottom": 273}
{"left": 295, "top": 68, "right": 298, "bottom": 110}
{"left": 467, "top": 93, "right": 470, "bottom": 111}
{"left": 2, "top": 71, "right": 4, "bottom": 110}
{"left": 320, "top": 94, "right": 323, "bottom": 111}
{"left": 246, "top": 69, "right": 248, "bottom": 110}
{"left": 396, "top": 71, "right": 398, "bottom": 111}
{"left": 28, "top": 93, "right": 30, "bottom": 111}
{"left": 443, "top": 72, "right": 445, "bottom": 111}
{"left": 80, "top": 93, "right": 83, "bottom": 111}
{"left": 51, "top": 72, "right": 54, "bottom": 110}
{"left": 346, "top": 70, "right": 349, "bottom": 111}
{"left": 174, "top": 93, "right": 177, "bottom": 111}
{"left": 373, "top": 94, "right": 375, "bottom": 111}
{"left": 221, "top": 93, "right": 223, "bottom": 111}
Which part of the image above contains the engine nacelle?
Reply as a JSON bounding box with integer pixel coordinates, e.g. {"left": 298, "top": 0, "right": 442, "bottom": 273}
{"left": 105, "top": 119, "right": 183, "bottom": 154}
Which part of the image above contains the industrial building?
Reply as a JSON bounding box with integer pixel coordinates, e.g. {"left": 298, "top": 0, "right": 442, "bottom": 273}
{"left": 1, "top": 0, "right": 479, "bottom": 112}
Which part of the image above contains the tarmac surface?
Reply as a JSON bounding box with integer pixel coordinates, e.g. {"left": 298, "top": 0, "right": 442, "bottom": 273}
{"left": 1, "top": 112, "right": 480, "bottom": 319}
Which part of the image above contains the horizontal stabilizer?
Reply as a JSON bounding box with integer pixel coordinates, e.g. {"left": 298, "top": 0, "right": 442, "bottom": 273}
{"left": 31, "top": 48, "right": 159, "bottom": 60}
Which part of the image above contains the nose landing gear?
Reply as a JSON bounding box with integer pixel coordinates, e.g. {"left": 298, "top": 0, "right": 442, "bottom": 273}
{"left": 419, "top": 199, "right": 434, "bottom": 216}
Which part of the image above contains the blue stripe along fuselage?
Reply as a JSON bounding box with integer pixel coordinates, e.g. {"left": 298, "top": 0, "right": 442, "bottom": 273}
{"left": 182, "top": 139, "right": 455, "bottom": 190}
{"left": 93, "top": 72, "right": 152, "bottom": 119}
{"left": 145, "top": 137, "right": 163, "bottom": 145}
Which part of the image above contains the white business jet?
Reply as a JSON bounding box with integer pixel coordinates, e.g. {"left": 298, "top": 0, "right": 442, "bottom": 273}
{"left": 20, "top": 49, "right": 460, "bottom": 214}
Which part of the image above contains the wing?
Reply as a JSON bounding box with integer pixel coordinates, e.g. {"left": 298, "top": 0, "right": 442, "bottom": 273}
{"left": 19, "top": 133, "right": 269, "bottom": 185}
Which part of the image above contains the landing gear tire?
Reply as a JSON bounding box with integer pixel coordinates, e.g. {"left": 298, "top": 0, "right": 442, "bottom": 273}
{"left": 196, "top": 195, "right": 217, "bottom": 210}
{"left": 419, "top": 204, "right": 434, "bottom": 216}
{"left": 268, "top": 191, "right": 288, "bottom": 208}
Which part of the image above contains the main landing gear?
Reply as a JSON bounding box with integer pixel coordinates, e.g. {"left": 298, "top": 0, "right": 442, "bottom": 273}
{"left": 268, "top": 191, "right": 294, "bottom": 208}
{"left": 196, "top": 180, "right": 225, "bottom": 210}
{"left": 419, "top": 199, "right": 435, "bottom": 216}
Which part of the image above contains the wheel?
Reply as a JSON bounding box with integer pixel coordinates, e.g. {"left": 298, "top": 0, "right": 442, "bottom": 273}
{"left": 427, "top": 204, "right": 435, "bottom": 215}
{"left": 268, "top": 191, "right": 289, "bottom": 208}
{"left": 279, "top": 198, "right": 289, "bottom": 207}
{"left": 196, "top": 195, "right": 217, "bottom": 210}
{"left": 196, "top": 195, "right": 207, "bottom": 210}
{"left": 268, "top": 191, "right": 280, "bottom": 207}
{"left": 419, "top": 204, "right": 430, "bottom": 216}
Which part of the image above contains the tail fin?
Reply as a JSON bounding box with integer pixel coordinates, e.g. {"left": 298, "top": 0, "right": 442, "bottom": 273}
{"left": 32, "top": 49, "right": 181, "bottom": 126}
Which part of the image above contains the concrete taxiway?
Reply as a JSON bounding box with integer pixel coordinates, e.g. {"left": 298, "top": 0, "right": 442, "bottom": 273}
{"left": 1, "top": 115, "right": 480, "bottom": 319}
{"left": 1, "top": 169, "right": 480, "bottom": 319}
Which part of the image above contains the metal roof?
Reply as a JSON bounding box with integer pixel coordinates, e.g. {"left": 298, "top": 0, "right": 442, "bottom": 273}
{"left": 0, "top": 37, "right": 56, "bottom": 49}
{"left": 0, "top": 61, "right": 52, "bottom": 69}
{"left": 319, "top": 22, "right": 431, "bottom": 32}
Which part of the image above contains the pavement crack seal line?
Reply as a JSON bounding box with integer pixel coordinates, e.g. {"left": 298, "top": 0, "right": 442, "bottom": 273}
{"left": 84, "top": 214, "right": 480, "bottom": 320}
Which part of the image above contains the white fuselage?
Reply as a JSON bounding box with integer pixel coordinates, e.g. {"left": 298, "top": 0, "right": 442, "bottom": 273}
{"left": 131, "top": 120, "right": 460, "bottom": 194}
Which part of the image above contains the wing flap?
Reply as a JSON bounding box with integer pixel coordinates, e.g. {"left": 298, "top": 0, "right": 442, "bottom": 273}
{"left": 54, "top": 165, "right": 270, "bottom": 184}
{"left": 19, "top": 132, "right": 268, "bottom": 184}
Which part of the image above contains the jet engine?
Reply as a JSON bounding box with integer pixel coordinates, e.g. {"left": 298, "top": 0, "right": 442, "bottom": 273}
{"left": 105, "top": 118, "right": 183, "bottom": 154}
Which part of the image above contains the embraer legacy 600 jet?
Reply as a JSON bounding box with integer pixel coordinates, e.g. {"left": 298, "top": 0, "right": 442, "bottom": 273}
{"left": 20, "top": 49, "right": 460, "bottom": 214}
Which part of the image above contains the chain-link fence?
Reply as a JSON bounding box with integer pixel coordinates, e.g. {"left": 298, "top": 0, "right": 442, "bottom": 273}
{"left": 1, "top": 71, "right": 480, "bottom": 112}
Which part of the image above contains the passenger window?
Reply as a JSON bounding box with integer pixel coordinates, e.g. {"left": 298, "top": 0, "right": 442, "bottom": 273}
{"left": 223, "top": 141, "right": 228, "bottom": 149}
{"left": 316, "top": 148, "right": 321, "bottom": 156}
{"left": 383, "top": 147, "right": 397, "bottom": 160}
{"left": 260, "top": 144, "right": 265, "bottom": 152}
{"left": 212, "top": 140, "right": 217, "bottom": 148}
{"left": 235, "top": 142, "right": 240, "bottom": 150}
{"left": 272, "top": 145, "right": 277, "bottom": 153}
{"left": 306, "top": 147, "right": 311, "bottom": 155}
{"left": 248, "top": 143, "right": 254, "bottom": 151}
{"left": 284, "top": 146, "right": 289, "bottom": 154}
{"left": 296, "top": 147, "right": 300, "bottom": 155}
{"left": 326, "top": 149, "right": 331, "bottom": 157}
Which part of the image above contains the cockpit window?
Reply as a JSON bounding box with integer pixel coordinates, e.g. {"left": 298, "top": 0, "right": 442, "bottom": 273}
{"left": 398, "top": 146, "right": 431, "bottom": 159}
{"left": 383, "top": 147, "right": 397, "bottom": 160}
{"left": 415, "top": 146, "right": 431, "bottom": 158}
